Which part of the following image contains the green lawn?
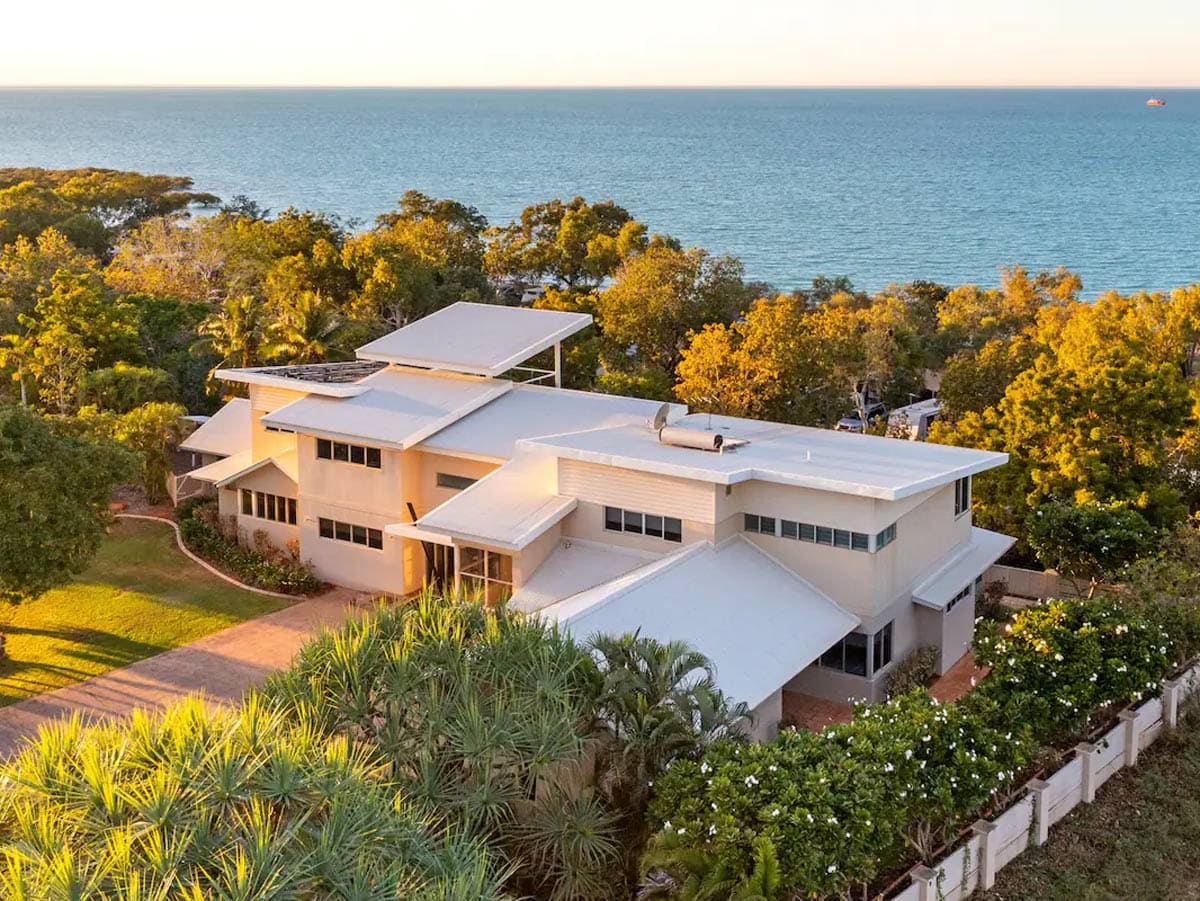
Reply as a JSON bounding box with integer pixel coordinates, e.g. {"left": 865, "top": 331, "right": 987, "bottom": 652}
{"left": 0, "top": 518, "right": 290, "bottom": 707}
{"left": 980, "top": 706, "right": 1200, "bottom": 901}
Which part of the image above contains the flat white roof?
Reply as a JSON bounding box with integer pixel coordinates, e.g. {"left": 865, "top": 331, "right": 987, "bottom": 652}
{"left": 397, "top": 456, "right": 575, "bottom": 551}
{"left": 356, "top": 302, "right": 592, "bottom": 377}
{"left": 521, "top": 412, "right": 1008, "bottom": 501}
{"left": 912, "top": 527, "right": 1014, "bottom": 609}
{"left": 261, "top": 366, "right": 511, "bottom": 450}
{"left": 536, "top": 537, "right": 859, "bottom": 709}
{"left": 419, "top": 383, "right": 685, "bottom": 461}
{"left": 510, "top": 539, "right": 665, "bottom": 613}
{"left": 179, "top": 398, "right": 251, "bottom": 457}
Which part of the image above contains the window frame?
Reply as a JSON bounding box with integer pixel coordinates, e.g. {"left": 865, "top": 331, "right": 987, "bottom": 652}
{"left": 954, "top": 475, "right": 972, "bottom": 517}
{"left": 436, "top": 472, "right": 478, "bottom": 491}
{"left": 606, "top": 506, "right": 682, "bottom": 543}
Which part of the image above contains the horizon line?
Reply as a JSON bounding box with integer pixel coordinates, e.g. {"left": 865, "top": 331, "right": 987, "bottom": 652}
{"left": 1, "top": 83, "right": 1196, "bottom": 91}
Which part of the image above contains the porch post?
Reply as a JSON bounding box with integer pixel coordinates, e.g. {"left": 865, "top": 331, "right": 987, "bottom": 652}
{"left": 553, "top": 341, "right": 563, "bottom": 388}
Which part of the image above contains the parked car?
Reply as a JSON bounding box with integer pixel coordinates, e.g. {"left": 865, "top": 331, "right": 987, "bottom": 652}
{"left": 835, "top": 402, "right": 888, "bottom": 433}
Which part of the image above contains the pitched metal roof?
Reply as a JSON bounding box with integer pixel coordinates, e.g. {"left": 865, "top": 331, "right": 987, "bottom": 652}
{"left": 179, "top": 398, "right": 251, "bottom": 457}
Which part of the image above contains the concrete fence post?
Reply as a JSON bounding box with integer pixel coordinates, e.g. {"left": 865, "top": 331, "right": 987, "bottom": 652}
{"left": 1119, "top": 709, "right": 1140, "bottom": 767}
{"left": 909, "top": 865, "right": 938, "bottom": 901}
{"left": 1163, "top": 678, "right": 1182, "bottom": 728}
{"left": 1028, "top": 778, "right": 1051, "bottom": 845}
{"left": 972, "top": 819, "right": 999, "bottom": 890}
{"left": 1076, "top": 742, "right": 1098, "bottom": 803}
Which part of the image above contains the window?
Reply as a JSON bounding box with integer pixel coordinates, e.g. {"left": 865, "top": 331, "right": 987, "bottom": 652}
{"left": 747, "top": 513, "right": 878, "bottom": 552}
{"left": 244, "top": 490, "right": 296, "bottom": 525}
{"left": 876, "top": 522, "right": 897, "bottom": 550}
{"left": 954, "top": 476, "right": 971, "bottom": 517}
{"left": 437, "top": 472, "right": 477, "bottom": 491}
{"left": 873, "top": 622, "right": 894, "bottom": 670}
{"left": 605, "top": 506, "right": 682, "bottom": 543}
{"left": 946, "top": 583, "right": 972, "bottom": 612}
{"left": 264, "top": 425, "right": 294, "bottom": 433}
{"left": 459, "top": 545, "right": 513, "bottom": 603}
{"left": 317, "top": 517, "right": 383, "bottom": 549}
{"left": 317, "top": 438, "right": 382, "bottom": 469}
{"left": 821, "top": 621, "right": 894, "bottom": 677}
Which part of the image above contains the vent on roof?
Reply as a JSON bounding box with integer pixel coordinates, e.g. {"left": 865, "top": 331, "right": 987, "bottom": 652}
{"left": 659, "top": 426, "right": 729, "bottom": 452}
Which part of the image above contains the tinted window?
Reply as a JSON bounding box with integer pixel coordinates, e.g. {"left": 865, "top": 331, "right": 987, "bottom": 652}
{"left": 333, "top": 442, "right": 350, "bottom": 462}
{"left": 319, "top": 518, "right": 334, "bottom": 538}
{"left": 350, "top": 445, "right": 365, "bottom": 465}
{"left": 644, "top": 514, "right": 664, "bottom": 538}
{"left": 605, "top": 506, "right": 622, "bottom": 531}
{"left": 365, "top": 447, "right": 382, "bottom": 469}
{"left": 317, "top": 438, "right": 332, "bottom": 459}
{"left": 664, "top": 517, "right": 683, "bottom": 543}
{"left": 623, "top": 510, "right": 643, "bottom": 534}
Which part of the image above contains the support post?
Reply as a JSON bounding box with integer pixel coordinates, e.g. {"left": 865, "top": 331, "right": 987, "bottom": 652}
{"left": 1076, "top": 742, "right": 1098, "bottom": 803}
{"left": 1028, "top": 778, "right": 1051, "bottom": 846}
{"left": 972, "top": 820, "right": 999, "bottom": 890}
{"left": 909, "top": 865, "right": 938, "bottom": 901}
{"left": 553, "top": 341, "right": 562, "bottom": 388}
{"left": 1119, "top": 709, "right": 1140, "bottom": 767}
{"left": 1163, "top": 678, "right": 1182, "bottom": 728}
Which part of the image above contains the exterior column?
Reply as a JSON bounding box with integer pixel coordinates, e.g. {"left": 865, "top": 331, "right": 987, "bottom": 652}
{"left": 1028, "top": 778, "right": 1051, "bottom": 846}
{"left": 1076, "top": 742, "right": 1098, "bottom": 803}
{"left": 972, "top": 820, "right": 999, "bottom": 890}
{"left": 553, "top": 341, "right": 562, "bottom": 388}
{"left": 909, "top": 865, "right": 938, "bottom": 901}
{"left": 1119, "top": 709, "right": 1140, "bottom": 767}
{"left": 1163, "top": 678, "right": 1182, "bottom": 728}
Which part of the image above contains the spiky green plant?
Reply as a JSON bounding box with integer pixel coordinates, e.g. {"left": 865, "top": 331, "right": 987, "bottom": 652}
{"left": 261, "top": 591, "right": 622, "bottom": 899}
{"left": 0, "top": 695, "right": 509, "bottom": 899}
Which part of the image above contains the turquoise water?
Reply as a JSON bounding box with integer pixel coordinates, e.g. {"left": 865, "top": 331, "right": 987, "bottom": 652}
{"left": 1, "top": 88, "right": 1196, "bottom": 293}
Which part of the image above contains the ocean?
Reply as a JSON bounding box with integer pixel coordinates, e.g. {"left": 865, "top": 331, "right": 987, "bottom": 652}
{"left": 1, "top": 88, "right": 1196, "bottom": 294}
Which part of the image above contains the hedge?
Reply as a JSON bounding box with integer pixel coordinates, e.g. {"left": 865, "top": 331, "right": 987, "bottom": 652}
{"left": 176, "top": 501, "right": 321, "bottom": 595}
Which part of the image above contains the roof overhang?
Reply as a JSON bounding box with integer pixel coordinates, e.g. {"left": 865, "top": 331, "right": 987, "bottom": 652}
{"left": 187, "top": 450, "right": 298, "bottom": 489}
{"left": 355, "top": 302, "right": 593, "bottom": 377}
{"left": 912, "top": 527, "right": 1015, "bottom": 610}
{"left": 215, "top": 368, "right": 371, "bottom": 397}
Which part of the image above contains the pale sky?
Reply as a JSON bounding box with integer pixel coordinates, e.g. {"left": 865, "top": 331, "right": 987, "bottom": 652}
{"left": 4, "top": 0, "right": 1197, "bottom": 87}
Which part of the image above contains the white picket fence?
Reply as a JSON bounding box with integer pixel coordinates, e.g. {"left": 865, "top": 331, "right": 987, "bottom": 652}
{"left": 889, "top": 661, "right": 1200, "bottom": 901}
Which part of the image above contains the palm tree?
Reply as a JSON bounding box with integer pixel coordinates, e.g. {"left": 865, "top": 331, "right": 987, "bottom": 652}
{"left": 194, "top": 293, "right": 267, "bottom": 373}
{"left": 587, "top": 632, "right": 751, "bottom": 890}
{"left": 262, "top": 290, "right": 349, "bottom": 364}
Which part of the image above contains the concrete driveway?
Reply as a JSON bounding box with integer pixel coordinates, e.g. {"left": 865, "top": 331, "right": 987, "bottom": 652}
{"left": 0, "top": 590, "right": 360, "bottom": 758}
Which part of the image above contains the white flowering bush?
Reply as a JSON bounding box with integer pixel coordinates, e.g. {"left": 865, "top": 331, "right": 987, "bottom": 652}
{"left": 974, "top": 596, "right": 1179, "bottom": 741}
{"left": 642, "top": 691, "right": 1031, "bottom": 898}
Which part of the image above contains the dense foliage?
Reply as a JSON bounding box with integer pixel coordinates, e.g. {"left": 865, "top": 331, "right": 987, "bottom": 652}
{"left": 646, "top": 691, "right": 1032, "bottom": 897}
{"left": 645, "top": 594, "right": 1200, "bottom": 899}
{"left": 0, "top": 405, "right": 134, "bottom": 601}
{"left": 262, "top": 597, "right": 747, "bottom": 900}
{"left": 176, "top": 499, "right": 321, "bottom": 595}
{"left": 0, "top": 697, "right": 508, "bottom": 899}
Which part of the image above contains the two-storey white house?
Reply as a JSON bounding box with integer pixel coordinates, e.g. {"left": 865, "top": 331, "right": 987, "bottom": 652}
{"left": 184, "top": 303, "right": 1012, "bottom": 737}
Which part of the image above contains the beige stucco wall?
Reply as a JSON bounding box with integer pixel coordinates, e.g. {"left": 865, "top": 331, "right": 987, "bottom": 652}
{"left": 412, "top": 451, "right": 501, "bottom": 514}
{"left": 298, "top": 497, "right": 407, "bottom": 594}
{"left": 750, "top": 690, "right": 783, "bottom": 741}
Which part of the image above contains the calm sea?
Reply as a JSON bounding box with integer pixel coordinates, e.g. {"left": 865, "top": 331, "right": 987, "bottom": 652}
{"left": 1, "top": 88, "right": 1197, "bottom": 294}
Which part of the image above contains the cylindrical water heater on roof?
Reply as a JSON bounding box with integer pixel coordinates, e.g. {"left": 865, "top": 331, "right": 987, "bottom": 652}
{"left": 658, "top": 426, "right": 724, "bottom": 452}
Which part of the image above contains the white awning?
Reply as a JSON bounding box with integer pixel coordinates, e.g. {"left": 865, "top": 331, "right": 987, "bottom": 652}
{"left": 356, "top": 302, "right": 592, "bottom": 377}
{"left": 180, "top": 398, "right": 250, "bottom": 457}
{"left": 912, "top": 527, "right": 1015, "bottom": 610}
{"left": 535, "top": 537, "right": 859, "bottom": 710}
{"left": 407, "top": 455, "right": 575, "bottom": 551}
{"left": 187, "top": 449, "right": 298, "bottom": 489}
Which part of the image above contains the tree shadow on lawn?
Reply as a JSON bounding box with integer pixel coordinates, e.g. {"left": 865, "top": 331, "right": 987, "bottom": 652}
{"left": 0, "top": 625, "right": 169, "bottom": 707}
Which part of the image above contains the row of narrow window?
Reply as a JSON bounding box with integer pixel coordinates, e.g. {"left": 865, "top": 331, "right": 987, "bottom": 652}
{"left": 819, "top": 621, "right": 894, "bottom": 677}
{"left": 316, "top": 438, "right": 382, "bottom": 469}
{"left": 743, "top": 514, "right": 896, "bottom": 553}
{"left": 604, "top": 506, "right": 683, "bottom": 543}
{"left": 318, "top": 517, "right": 383, "bottom": 549}
{"left": 241, "top": 490, "right": 297, "bottom": 525}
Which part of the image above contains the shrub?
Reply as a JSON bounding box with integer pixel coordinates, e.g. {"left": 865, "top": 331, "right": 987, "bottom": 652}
{"left": 0, "top": 697, "right": 508, "bottom": 898}
{"left": 176, "top": 500, "right": 320, "bottom": 595}
{"left": 973, "top": 596, "right": 1180, "bottom": 742}
{"left": 643, "top": 690, "right": 1032, "bottom": 898}
{"left": 886, "top": 646, "right": 940, "bottom": 697}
